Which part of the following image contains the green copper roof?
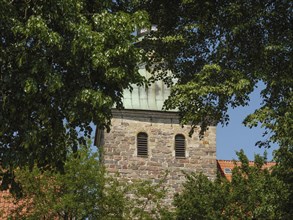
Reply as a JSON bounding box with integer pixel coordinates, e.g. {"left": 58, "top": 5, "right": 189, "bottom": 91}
{"left": 122, "top": 67, "right": 173, "bottom": 111}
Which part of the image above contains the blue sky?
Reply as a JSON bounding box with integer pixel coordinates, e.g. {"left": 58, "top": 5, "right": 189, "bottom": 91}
{"left": 216, "top": 83, "right": 279, "bottom": 161}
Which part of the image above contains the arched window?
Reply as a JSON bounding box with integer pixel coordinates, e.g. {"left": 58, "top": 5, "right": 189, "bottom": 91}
{"left": 175, "top": 134, "right": 186, "bottom": 158}
{"left": 137, "top": 132, "right": 148, "bottom": 157}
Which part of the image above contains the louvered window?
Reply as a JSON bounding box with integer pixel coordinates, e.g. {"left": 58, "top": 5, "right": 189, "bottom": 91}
{"left": 175, "top": 134, "right": 186, "bottom": 158}
{"left": 137, "top": 132, "right": 148, "bottom": 157}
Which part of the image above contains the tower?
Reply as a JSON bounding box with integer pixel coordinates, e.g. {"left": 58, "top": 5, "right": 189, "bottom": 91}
{"left": 95, "top": 65, "right": 217, "bottom": 202}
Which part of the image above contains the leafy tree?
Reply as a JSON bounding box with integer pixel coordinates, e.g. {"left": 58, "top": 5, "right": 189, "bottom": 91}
{"left": 2, "top": 0, "right": 292, "bottom": 215}
{"left": 6, "top": 146, "right": 170, "bottom": 220}
{"left": 174, "top": 173, "right": 227, "bottom": 220}
{"left": 8, "top": 147, "right": 106, "bottom": 219}
{"left": 140, "top": 0, "right": 292, "bottom": 147}
{"left": 0, "top": 0, "right": 149, "bottom": 189}
{"left": 174, "top": 150, "right": 290, "bottom": 219}
{"left": 138, "top": 1, "right": 292, "bottom": 215}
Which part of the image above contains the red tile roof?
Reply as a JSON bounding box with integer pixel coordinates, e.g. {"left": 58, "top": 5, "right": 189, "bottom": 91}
{"left": 0, "top": 189, "right": 16, "bottom": 219}
{"left": 0, "top": 187, "right": 30, "bottom": 219}
{"left": 217, "top": 160, "right": 276, "bottom": 181}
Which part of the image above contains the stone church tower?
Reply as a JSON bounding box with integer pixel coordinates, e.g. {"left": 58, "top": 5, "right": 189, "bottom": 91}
{"left": 95, "top": 66, "right": 217, "bottom": 200}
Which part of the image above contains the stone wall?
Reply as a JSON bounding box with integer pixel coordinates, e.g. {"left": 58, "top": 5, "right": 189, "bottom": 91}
{"left": 100, "top": 109, "right": 217, "bottom": 203}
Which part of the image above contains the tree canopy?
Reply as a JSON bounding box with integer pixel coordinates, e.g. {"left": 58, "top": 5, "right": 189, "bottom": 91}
{"left": 139, "top": 0, "right": 292, "bottom": 147}
{"left": 1, "top": 0, "right": 292, "bottom": 205}
{"left": 174, "top": 150, "right": 290, "bottom": 219}
{"left": 0, "top": 0, "right": 149, "bottom": 187}
{"left": 7, "top": 147, "right": 171, "bottom": 220}
{"left": 138, "top": 1, "right": 292, "bottom": 211}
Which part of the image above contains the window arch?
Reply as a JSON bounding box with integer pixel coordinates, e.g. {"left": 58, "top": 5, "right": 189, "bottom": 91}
{"left": 175, "top": 134, "right": 186, "bottom": 158}
{"left": 137, "top": 132, "right": 148, "bottom": 157}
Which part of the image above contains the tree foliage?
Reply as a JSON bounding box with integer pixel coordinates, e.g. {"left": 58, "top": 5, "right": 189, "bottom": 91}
{"left": 7, "top": 149, "right": 291, "bottom": 219}
{"left": 9, "top": 147, "right": 105, "bottom": 219}
{"left": 7, "top": 147, "right": 170, "bottom": 220}
{"left": 139, "top": 0, "right": 292, "bottom": 146}
{"left": 174, "top": 150, "right": 290, "bottom": 219}
{"left": 0, "top": 0, "right": 149, "bottom": 188}
{"left": 138, "top": 1, "right": 292, "bottom": 213}
{"left": 1, "top": 0, "right": 292, "bottom": 216}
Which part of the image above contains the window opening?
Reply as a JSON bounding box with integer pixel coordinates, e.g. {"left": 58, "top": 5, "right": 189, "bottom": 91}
{"left": 224, "top": 168, "right": 232, "bottom": 174}
{"left": 137, "top": 132, "right": 148, "bottom": 157}
{"left": 175, "top": 134, "right": 185, "bottom": 158}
